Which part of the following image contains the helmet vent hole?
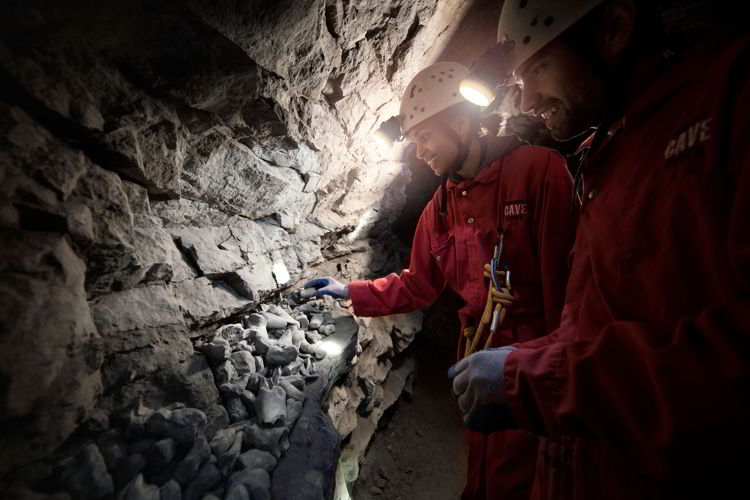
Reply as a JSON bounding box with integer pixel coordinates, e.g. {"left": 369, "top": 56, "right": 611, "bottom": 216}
{"left": 545, "top": 16, "right": 554, "bottom": 26}
{"left": 438, "top": 78, "right": 443, "bottom": 82}
{"left": 519, "top": 0, "right": 527, "bottom": 7}
{"left": 523, "top": 35, "right": 531, "bottom": 44}
{"left": 418, "top": 88, "right": 423, "bottom": 92}
{"left": 410, "top": 114, "right": 414, "bottom": 119}
{"left": 531, "top": 16, "right": 538, "bottom": 26}
{"left": 452, "top": 92, "right": 457, "bottom": 97}
{"left": 431, "top": 75, "right": 436, "bottom": 79}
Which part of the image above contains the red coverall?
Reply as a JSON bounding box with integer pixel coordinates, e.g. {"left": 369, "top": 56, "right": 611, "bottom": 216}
{"left": 503, "top": 37, "right": 750, "bottom": 499}
{"left": 349, "top": 136, "right": 576, "bottom": 499}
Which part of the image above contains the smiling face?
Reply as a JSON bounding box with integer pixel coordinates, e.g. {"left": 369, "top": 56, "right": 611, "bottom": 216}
{"left": 513, "top": 39, "right": 606, "bottom": 140}
{"left": 406, "top": 119, "right": 460, "bottom": 176}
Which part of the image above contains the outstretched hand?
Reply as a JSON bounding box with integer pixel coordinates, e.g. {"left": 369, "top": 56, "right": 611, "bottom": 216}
{"left": 303, "top": 277, "right": 349, "bottom": 299}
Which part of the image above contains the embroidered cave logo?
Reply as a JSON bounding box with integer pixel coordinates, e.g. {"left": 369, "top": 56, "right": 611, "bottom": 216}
{"left": 504, "top": 200, "right": 527, "bottom": 222}
{"left": 664, "top": 117, "right": 712, "bottom": 161}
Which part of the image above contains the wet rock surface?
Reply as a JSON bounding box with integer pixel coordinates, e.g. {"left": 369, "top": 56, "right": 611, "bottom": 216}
{"left": 0, "top": 0, "right": 468, "bottom": 486}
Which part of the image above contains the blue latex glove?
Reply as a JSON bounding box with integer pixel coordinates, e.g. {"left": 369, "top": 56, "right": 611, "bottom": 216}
{"left": 448, "top": 346, "right": 518, "bottom": 433}
{"left": 303, "top": 277, "right": 349, "bottom": 299}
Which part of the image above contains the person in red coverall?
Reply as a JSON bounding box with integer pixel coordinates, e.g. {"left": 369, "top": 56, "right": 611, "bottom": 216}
{"left": 305, "top": 61, "right": 576, "bottom": 499}
{"left": 451, "top": 1, "right": 750, "bottom": 498}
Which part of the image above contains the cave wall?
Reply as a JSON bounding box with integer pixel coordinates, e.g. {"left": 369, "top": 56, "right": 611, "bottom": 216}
{"left": 0, "top": 0, "right": 476, "bottom": 486}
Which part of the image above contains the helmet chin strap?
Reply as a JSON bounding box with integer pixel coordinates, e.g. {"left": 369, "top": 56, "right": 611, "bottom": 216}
{"left": 437, "top": 124, "right": 474, "bottom": 217}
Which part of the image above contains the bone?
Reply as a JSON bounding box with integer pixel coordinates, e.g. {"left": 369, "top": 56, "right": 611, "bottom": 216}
{"left": 265, "top": 345, "right": 299, "bottom": 366}
{"left": 256, "top": 387, "right": 287, "bottom": 427}
{"left": 308, "top": 314, "right": 324, "bottom": 330}
{"left": 304, "top": 330, "right": 321, "bottom": 344}
{"left": 244, "top": 313, "right": 267, "bottom": 329}
{"left": 261, "top": 312, "right": 288, "bottom": 330}
{"left": 219, "top": 375, "right": 251, "bottom": 398}
{"left": 280, "top": 361, "right": 302, "bottom": 376}
{"left": 292, "top": 313, "right": 309, "bottom": 330}
{"left": 253, "top": 334, "right": 274, "bottom": 356}
{"left": 283, "top": 375, "right": 305, "bottom": 391}
{"left": 286, "top": 399, "right": 304, "bottom": 428}
{"left": 279, "top": 379, "right": 305, "bottom": 402}
{"left": 236, "top": 449, "right": 277, "bottom": 472}
{"left": 268, "top": 305, "right": 300, "bottom": 327}
{"left": 299, "top": 340, "right": 326, "bottom": 360}
{"left": 318, "top": 324, "right": 336, "bottom": 336}
{"left": 290, "top": 327, "right": 305, "bottom": 348}
{"left": 276, "top": 328, "right": 293, "bottom": 347}
{"left": 243, "top": 424, "right": 288, "bottom": 459}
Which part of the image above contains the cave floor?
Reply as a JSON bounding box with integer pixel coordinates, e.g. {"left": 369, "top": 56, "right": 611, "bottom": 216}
{"left": 352, "top": 336, "right": 468, "bottom": 500}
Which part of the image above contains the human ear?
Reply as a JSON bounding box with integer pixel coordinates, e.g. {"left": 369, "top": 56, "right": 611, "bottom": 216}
{"left": 454, "top": 115, "right": 470, "bottom": 138}
{"left": 600, "top": 0, "right": 637, "bottom": 58}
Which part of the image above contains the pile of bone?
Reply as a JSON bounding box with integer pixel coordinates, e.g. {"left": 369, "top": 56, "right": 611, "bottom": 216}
{"left": 49, "top": 404, "right": 277, "bottom": 500}
{"left": 45, "top": 299, "right": 340, "bottom": 500}
{"left": 197, "top": 301, "right": 338, "bottom": 426}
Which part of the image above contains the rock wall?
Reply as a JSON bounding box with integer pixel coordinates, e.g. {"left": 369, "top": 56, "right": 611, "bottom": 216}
{"left": 0, "top": 0, "right": 475, "bottom": 492}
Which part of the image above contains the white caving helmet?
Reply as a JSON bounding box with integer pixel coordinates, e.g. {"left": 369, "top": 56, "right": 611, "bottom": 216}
{"left": 460, "top": 0, "right": 606, "bottom": 106}
{"left": 399, "top": 62, "right": 469, "bottom": 135}
{"left": 497, "top": 0, "right": 606, "bottom": 77}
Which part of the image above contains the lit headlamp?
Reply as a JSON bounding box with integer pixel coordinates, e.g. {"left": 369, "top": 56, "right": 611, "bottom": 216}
{"left": 373, "top": 115, "right": 403, "bottom": 151}
{"left": 459, "top": 42, "right": 514, "bottom": 107}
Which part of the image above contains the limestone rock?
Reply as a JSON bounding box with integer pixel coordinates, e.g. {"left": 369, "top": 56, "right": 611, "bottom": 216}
{"left": 224, "top": 396, "right": 249, "bottom": 423}
{"left": 199, "top": 341, "right": 231, "bottom": 364}
{"left": 0, "top": 232, "right": 101, "bottom": 477}
{"left": 215, "top": 323, "right": 245, "bottom": 345}
{"left": 230, "top": 351, "right": 256, "bottom": 376}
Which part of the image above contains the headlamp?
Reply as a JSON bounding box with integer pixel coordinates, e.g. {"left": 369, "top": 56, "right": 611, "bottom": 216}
{"left": 460, "top": 42, "right": 516, "bottom": 107}
{"left": 459, "top": 77, "right": 496, "bottom": 107}
{"left": 373, "top": 115, "right": 403, "bottom": 151}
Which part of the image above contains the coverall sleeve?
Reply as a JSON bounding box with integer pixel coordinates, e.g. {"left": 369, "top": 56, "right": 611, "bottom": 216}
{"left": 348, "top": 204, "right": 446, "bottom": 317}
{"left": 532, "top": 152, "right": 577, "bottom": 333}
{"left": 502, "top": 65, "right": 750, "bottom": 480}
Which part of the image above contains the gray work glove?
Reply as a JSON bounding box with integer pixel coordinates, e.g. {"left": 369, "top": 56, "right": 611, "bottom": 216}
{"left": 448, "top": 346, "right": 518, "bottom": 433}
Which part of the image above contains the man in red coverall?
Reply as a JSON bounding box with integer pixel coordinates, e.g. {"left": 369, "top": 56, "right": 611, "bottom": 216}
{"left": 305, "top": 61, "right": 576, "bottom": 499}
{"left": 451, "top": 1, "right": 750, "bottom": 498}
